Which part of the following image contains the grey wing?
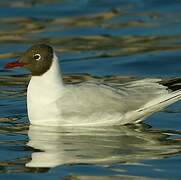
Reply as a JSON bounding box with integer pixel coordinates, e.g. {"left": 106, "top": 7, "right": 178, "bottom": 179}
{"left": 57, "top": 78, "right": 181, "bottom": 125}
{"left": 110, "top": 78, "right": 181, "bottom": 123}
{"left": 61, "top": 78, "right": 169, "bottom": 114}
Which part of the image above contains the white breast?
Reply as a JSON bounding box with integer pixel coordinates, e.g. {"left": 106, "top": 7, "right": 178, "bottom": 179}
{"left": 27, "top": 54, "right": 65, "bottom": 125}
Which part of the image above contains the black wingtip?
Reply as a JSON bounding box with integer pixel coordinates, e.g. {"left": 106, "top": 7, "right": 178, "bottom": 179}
{"left": 160, "top": 78, "right": 181, "bottom": 91}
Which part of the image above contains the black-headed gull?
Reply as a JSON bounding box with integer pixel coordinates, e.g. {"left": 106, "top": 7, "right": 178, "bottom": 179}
{"left": 5, "top": 44, "right": 181, "bottom": 126}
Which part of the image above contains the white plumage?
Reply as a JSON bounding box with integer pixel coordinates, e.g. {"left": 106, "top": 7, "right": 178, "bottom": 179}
{"left": 27, "top": 53, "right": 181, "bottom": 126}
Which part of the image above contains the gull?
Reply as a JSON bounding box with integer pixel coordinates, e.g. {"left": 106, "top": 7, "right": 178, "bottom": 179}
{"left": 4, "top": 44, "right": 181, "bottom": 126}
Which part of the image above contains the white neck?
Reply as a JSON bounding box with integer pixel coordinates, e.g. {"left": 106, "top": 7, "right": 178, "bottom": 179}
{"left": 27, "top": 54, "right": 64, "bottom": 124}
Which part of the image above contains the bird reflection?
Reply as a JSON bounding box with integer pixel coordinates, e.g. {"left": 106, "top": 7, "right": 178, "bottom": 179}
{"left": 26, "top": 123, "right": 181, "bottom": 168}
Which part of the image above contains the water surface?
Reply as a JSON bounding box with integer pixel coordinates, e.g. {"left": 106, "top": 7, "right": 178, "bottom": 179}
{"left": 0, "top": 0, "right": 181, "bottom": 179}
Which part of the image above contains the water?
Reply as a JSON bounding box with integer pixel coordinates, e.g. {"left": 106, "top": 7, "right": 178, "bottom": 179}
{"left": 0, "top": 0, "right": 181, "bottom": 179}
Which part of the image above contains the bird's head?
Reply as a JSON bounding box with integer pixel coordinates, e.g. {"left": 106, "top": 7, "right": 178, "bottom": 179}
{"left": 5, "top": 44, "right": 54, "bottom": 76}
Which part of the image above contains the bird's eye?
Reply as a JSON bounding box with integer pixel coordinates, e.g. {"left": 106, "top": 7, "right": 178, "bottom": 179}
{"left": 33, "top": 54, "right": 41, "bottom": 61}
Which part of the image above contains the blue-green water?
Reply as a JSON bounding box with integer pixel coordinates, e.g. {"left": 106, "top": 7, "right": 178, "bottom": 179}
{"left": 0, "top": 0, "right": 181, "bottom": 179}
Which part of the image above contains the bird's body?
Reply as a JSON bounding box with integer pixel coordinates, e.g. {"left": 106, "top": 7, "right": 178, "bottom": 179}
{"left": 5, "top": 44, "right": 181, "bottom": 126}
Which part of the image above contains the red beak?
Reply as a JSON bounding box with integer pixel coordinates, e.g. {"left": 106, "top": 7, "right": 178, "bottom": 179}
{"left": 4, "top": 61, "right": 28, "bottom": 69}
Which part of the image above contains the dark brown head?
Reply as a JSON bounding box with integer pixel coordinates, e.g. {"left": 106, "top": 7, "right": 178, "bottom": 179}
{"left": 5, "top": 44, "right": 54, "bottom": 76}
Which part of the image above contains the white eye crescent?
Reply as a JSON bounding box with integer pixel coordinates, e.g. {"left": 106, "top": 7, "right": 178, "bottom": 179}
{"left": 33, "top": 53, "right": 41, "bottom": 61}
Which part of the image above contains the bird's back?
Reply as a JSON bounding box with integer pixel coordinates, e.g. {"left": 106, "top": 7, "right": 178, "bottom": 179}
{"left": 56, "top": 78, "right": 181, "bottom": 126}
